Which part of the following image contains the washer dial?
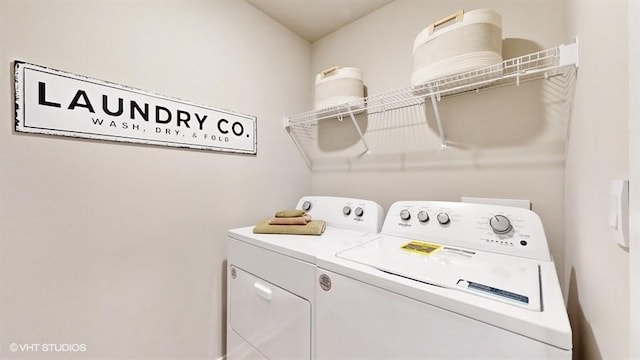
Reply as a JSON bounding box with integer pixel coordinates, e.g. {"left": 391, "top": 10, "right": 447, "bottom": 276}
{"left": 437, "top": 212, "right": 450, "bottom": 225}
{"left": 489, "top": 215, "right": 513, "bottom": 234}
{"left": 400, "top": 209, "right": 411, "bottom": 221}
{"left": 417, "top": 211, "right": 430, "bottom": 223}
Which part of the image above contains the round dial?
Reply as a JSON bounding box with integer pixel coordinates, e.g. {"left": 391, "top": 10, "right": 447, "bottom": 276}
{"left": 437, "top": 212, "right": 450, "bottom": 225}
{"left": 489, "top": 214, "right": 513, "bottom": 234}
{"left": 417, "top": 211, "right": 430, "bottom": 223}
{"left": 400, "top": 209, "right": 411, "bottom": 221}
{"left": 343, "top": 206, "right": 352, "bottom": 216}
{"left": 355, "top": 207, "right": 364, "bottom": 217}
{"left": 302, "top": 201, "right": 312, "bottom": 211}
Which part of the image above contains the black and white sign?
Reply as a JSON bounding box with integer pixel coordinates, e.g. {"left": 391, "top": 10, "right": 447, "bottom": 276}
{"left": 14, "top": 61, "right": 257, "bottom": 154}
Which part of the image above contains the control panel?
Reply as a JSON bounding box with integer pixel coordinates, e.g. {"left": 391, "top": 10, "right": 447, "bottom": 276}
{"left": 296, "top": 196, "right": 384, "bottom": 233}
{"left": 382, "top": 201, "right": 551, "bottom": 261}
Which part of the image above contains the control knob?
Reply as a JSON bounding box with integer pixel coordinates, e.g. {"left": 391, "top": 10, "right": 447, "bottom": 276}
{"left": 343, "top": 206, "right": 351, "bottom": 216}
{"left": 400, "top": 209, "right": 411, "bottom": 221}
{"left": 437, "top": 212, "right": 450, "bottom": 225}
{"left": 489, "top": 214, "right": 513, "bottom": 234}
{"left": 302, "top": 201, "right": 312, "bottom": 211}
{"left": 355, "top": 207, "right": 364, "bottom": 217}
{"left": 417, "top": 211, "right": 430, "bottom": 223}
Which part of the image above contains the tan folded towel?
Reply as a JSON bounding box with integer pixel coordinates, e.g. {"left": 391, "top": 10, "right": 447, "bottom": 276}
{"left": 275, "top": 209, "right": 307, "bottom": 218}
{"left": 253, "top": 220, "right": 326, "bottom": 236}
{"left": 269, "top": 215, "right": 312, "bottom": 225}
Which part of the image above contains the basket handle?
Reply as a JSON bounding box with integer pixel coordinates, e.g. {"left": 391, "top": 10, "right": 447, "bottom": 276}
{"left": 428, "top": 9, "right": 464, "bottom": 35}
{"left": 320, "top": 66, "right": 340, "bottom": 78}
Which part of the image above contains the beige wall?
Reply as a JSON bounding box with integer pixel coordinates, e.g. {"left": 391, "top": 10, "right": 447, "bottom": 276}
{"left": 0, "top": 0, "right": 310, "bottom": 358}
{"left": 629, "top": 1, "right": 640, "bottom": 358}
{"left": 564, "top": 0, "right": 630, "bottom": 359}
{"left": 310, "top": 0, "right": 570, "bottom": 288}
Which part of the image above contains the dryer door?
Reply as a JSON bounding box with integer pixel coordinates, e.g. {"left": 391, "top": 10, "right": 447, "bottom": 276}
{"left": 229, "top": 266, "right": 311, "bottom": 359}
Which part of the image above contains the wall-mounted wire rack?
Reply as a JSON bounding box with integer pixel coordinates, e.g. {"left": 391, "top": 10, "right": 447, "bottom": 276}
{"left": 284, "top": 40, "right": 579, "bottom": 169}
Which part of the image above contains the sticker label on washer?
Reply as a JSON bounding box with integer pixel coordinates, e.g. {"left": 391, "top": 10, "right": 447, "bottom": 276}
{"left": 401, "top": 241, "right": 442, "bottom": 256}
{"left": 319, "top": 274, "right": 332, "bottom": 291}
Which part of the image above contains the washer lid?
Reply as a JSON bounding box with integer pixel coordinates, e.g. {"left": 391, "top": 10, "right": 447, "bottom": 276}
{"left": 336, "top": 235, "right": 541, "bottom": 311}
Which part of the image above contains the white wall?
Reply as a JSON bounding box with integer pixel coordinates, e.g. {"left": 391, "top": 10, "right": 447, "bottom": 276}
{"left": 0, "top": 1, "right": 310, "bottom": 358}
{"left": 310, "top": 0, "right": 570, "bottom": 287}
{"left": 629, "top": 0, "right": 640, "bottom": 357}
{"left": 564, "top": 0, "right": 630, "bottom": 359}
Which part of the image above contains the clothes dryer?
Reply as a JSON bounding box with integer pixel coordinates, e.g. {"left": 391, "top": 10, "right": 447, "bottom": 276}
{"left": 226, "top": 196, "right": 384, "bottom": 360}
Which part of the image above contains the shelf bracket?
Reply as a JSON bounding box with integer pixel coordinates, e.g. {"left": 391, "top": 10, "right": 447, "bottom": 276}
{"left": 428, "top": 84, "right": 447, "bottom": 150}
{"left": 346, "top": 105, "right": 371, "bottom": 156}
{"left": 559, "top": 36, "right": 579, "bottom": 68}
{"left": 284, "top": 120, "right": 313, "bottom": 169}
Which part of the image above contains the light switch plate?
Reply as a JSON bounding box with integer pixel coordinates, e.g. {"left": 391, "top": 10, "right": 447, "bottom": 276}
{"left": 610, "top": 180, "right": 630, "bottom": 248}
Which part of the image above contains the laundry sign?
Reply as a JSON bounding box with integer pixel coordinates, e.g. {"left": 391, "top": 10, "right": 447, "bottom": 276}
{"left": 14, "top": 61, "right": 257, "bottom": 154}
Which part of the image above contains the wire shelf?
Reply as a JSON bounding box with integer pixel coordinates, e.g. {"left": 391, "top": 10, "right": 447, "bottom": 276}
{"left": 285, "top": 40, "right": 579, "bottom": 169}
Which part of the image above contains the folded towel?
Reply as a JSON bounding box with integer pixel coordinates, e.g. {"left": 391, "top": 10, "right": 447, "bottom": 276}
{"left": 269, "top": 215, "right": 312, "bottom": 225}
{"left": 253, "top": 220, "right": 326, "bottom": 236}
{"left": 275, "top": 209, "right": 307, "bottom": 218}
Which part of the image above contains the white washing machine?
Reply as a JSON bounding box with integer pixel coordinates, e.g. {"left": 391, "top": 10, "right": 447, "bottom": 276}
{"left": 315, "top": 201, "right": 572, "bottom": 359}
{"left": 226, "top": 196, "right": 384, "bottom": 360}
